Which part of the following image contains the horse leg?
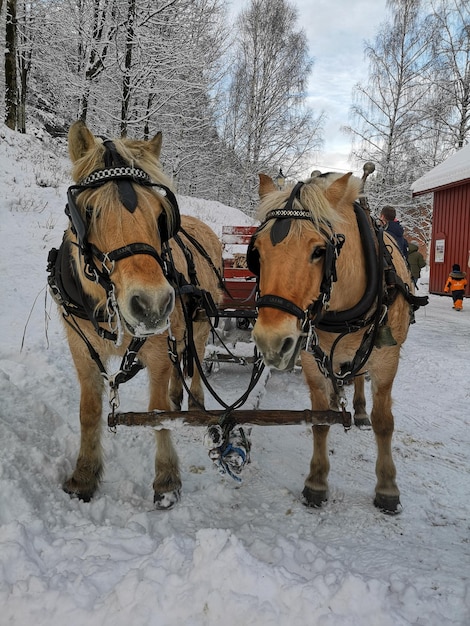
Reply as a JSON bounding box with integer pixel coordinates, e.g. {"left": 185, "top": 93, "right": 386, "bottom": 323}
{"left": 301, "top": 357, "right": 331, "bottom": 506}
{"left": 63, "top": 341, "right": 104, "bottom": 501}
{"left": 169, "top": 364, "right": 184, "bottom": 411}
{"left": 146, "top": 344, "right": 182, "bottom": 509}
{"left": 370, "top": 376, "right": 400, "bottom": 513}
{"left": 152, "top": 428, "right": 181, "bottom": 509}
{"left": 303, "top": 424, "right": 331, "bottom": 507}
{"left": 353, "top": 376, "right": 370, "bottom": 427}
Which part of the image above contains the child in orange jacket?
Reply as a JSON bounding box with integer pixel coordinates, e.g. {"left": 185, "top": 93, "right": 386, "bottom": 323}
{"left": 444, "top": 264, "right": 467, "bottom": 311}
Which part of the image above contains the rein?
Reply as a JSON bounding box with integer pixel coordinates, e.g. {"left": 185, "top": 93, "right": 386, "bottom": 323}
{"left": 163, "top": 226, "right": 266, "bottom": 414}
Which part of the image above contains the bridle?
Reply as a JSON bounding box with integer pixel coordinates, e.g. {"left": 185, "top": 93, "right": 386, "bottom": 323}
{"left": 248, "top": 178, "right": 429, "bottom": 391}
{"left": 48, "top": 140, "right": 182, "bottom": 413}
{"left": 65, "top": 141, "right": 181, "bottom": 337}
{"left": 246, "top": 180, "right": 391, "bottom": 389}
{"left": 247, "top": 181, "right": 346, "bottom": 335}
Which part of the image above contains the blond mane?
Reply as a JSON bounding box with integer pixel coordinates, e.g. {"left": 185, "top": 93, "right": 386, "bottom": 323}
{"left": 256, "top": 173, "right": 363, "bottom": 242}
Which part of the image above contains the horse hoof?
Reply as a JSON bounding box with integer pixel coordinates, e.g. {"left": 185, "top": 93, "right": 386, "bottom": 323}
{"left": 63, "top": 481, "right": 94, "bottom": 503}
{"left": 302, "top": 486, "right": 328, "bottom": 508}
{"left": 354, "top": 416, "right": 371, "bottom": 428}
{"left": 374, "top": 493, "right": 402, "bottom": 514}
{"left": 154, "top": 489, "right": 181, "bottom": 510}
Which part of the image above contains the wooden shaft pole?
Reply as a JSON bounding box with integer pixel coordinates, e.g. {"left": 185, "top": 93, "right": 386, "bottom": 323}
{"left": 108, "top": 409, "right": 352, "bottom": 429}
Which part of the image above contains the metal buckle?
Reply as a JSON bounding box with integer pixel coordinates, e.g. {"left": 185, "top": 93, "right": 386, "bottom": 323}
{"left": 101, "top": 253, "right": 115, "bottom": 275}
{"left": 106, "top": 285, "right": 123, "bottom": 346}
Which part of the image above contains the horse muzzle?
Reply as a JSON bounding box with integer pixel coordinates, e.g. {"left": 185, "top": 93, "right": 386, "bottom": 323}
{"left": 252, "top": 322, "right": 304, "bottom": 371}
{"left": 120, "top": 285, "right": 175, "bottom": 337}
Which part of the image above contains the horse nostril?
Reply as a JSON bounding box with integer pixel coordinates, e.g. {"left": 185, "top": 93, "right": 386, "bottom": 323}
{"left": 280, "top": 336, "right": 294, "bottom": 357}
{"left": 130, "top": 293, "right": 151, "bottom": 320}
{"left": 129, "top": 290, "right": 174, "bottom": 324}
{"left": 161, "top": 291, "right": 175, "bottom": 318}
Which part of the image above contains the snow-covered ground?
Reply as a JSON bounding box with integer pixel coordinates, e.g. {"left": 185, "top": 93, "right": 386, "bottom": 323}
{"left": 0, "top": 126, "right": 469, "bottom": 625}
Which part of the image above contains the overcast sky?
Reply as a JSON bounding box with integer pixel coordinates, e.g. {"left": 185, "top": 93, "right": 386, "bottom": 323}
{"left": 228, "top": 0, "right": 389, "bottom": 175}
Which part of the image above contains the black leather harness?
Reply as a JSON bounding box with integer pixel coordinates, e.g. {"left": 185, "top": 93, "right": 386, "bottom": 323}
{"left": 47, "top": 140, "right": 205, "bottom": 409}
{"left": 246, "top": 182, "right": 429, "bottom": 388}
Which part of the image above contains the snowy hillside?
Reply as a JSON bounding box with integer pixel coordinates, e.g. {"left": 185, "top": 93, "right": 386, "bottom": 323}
{"left": 0, "top": 126, "right": 469, "bottom": 625}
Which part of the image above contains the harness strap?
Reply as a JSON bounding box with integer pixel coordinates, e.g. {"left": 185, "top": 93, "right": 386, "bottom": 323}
{"left": 256, "top": 294, "right": 305, "bottom": 320}
{"left": 168, "top": 331, "right": 266, "bottom": 413}
{"left": 397, "top": 283, "right": 429, "bottom": 309}
{"left": 88, "top": 241, "right": 166, "bottom": 273}
{"left": 381, "top": 232, "right": 429, "bottom": 310}
{"left": 172, "top": 233, "right": 199, "bottom": 287}
{"left": 62, "top": 313, "right": 146, "bottom": 402}
{"left": 80, "top": 166, "right": 151, "bottom": 187}
{"left": 178, "top": 226, "right": 226, "bottom": 292}
{"left": 160, "top": 231, "right": 266, "bottom": 413}
{"left": 47, "top": 241, "right": 118, "bottom": 341}
{"left": 307, "top": 224, "right": 388, "bottom": 392}
{"left": 315, "top": 203, "right": 380, "bottom": 333}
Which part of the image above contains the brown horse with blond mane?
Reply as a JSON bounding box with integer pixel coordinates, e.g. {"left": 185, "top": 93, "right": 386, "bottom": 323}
{"left": 247, "top": 171, "right": 425, "bottom": 513}
{"left": 49, "top": 121, "right": 222, "bottom": 508}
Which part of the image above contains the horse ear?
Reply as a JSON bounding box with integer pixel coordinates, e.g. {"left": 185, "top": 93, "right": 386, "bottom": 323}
{"left": 324, "top": 172, "right": 353, "bottom": 206}
{"left": 68, "top": 120, "right": 96, "bottom": 163}
{"left": 259, "top": 173, "right": 276, "bottom": 197}
{"left": 149, "top": 131, "right": 163, "bottom": 159}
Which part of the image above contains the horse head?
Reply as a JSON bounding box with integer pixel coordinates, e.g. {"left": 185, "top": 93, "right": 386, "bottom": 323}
{"left": 66, "top": 121, "right": 180, "bottom": 337}
{"left": 249, "top": 172, "right": 364, "bottom": 370}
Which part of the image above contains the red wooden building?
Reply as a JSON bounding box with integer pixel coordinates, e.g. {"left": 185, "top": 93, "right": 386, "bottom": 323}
{"left": 411, "top": 144, "right": 470, "bottom": 296}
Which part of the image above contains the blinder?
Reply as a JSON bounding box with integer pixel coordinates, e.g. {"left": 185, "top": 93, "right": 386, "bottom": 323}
{"left": 247, "top": 182, "right": 311, "bottom": 276}
{"left": 246, "top": 225, "right": 264, "bottom": 277}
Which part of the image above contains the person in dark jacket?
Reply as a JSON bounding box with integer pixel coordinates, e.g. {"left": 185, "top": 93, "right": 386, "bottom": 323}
{"left": 407, "top": 242, "right": 426, "bottom": 287}
{"left": 444, "top": 264, "right": 467, "bottom": 311}
{"left": 379, "top": 206, "right": 408, "bottom": 259}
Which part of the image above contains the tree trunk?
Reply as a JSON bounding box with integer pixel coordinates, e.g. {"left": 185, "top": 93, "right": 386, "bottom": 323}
{"left": 17, "top": 65, "right": 26, "bottom": 133}
{"left": 120, "top": 0, "right": 135, "bottom": 137}
{"left": 4, "top": 0, "right": 18, "bottom": 130}
{"left": 17, "top": 45, "right": 31, "bottom": 134}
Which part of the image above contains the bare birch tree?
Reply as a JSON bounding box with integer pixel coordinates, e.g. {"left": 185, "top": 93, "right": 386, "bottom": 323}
{"left": 74, "top": 0, "right": 118, "bottom": 123}
{"left": 427, "top": 0, "right": 470, "bottom": 149}
{"left": 223, "top": 0, "right": 323, "bottom": 186}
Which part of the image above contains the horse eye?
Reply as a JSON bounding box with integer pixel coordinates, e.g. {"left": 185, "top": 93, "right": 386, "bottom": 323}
{"left": 310, "top": 246, "right": 326, "bottom": 262}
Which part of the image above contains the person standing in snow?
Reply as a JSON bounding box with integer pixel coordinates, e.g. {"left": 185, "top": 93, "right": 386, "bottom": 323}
{"left": 444, "top": 264, "right": 467, "bottom": 311}
{"left": 379, "top": 206, "right": 409, "bottom": 259}
{"left": 408, "top": 242, "right": 426, "bottom": 288}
